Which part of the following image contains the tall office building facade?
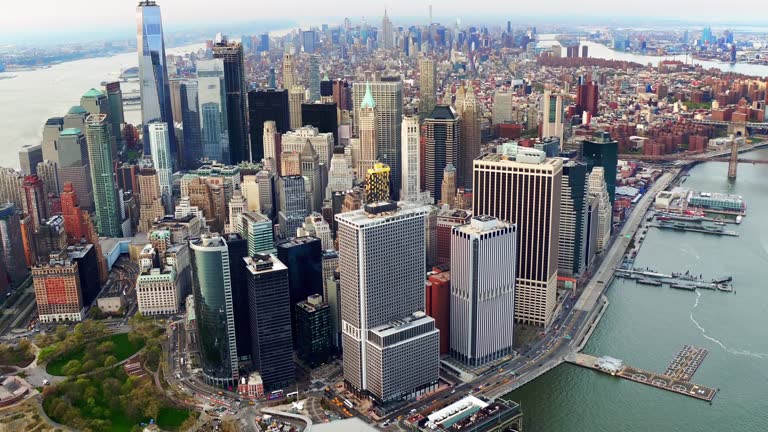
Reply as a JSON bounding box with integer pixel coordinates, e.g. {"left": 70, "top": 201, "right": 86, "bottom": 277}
{"left": 380, "top": 10, "right": 394, "bottom": 49}
{"left": 365, "top": 163, "right": 391, "bottom": 203}
{"left": 213, "top": 40, "right": 249, "bottom": 164}
{"left": 19, "top": 144, "right": 43, "bottom": 176}
{"left": 352, "top": 78, "right": 404, "bottom": 200}
{"left": 197, "top": 59, "right": 229, "bottom": 163}
{"left": 148, "top": 122, "right": 173, "bottom": 212}
{"left": 136, "top": 1, "right": 176, "bottom": 159}
{"left": 57, "top": 128, "right": 93, "bottom": 211}
{"left": 180, "top": 81, "right": 203, "bottom": 168}
{"left": 308, "top": 55, "right": 321, "bottom": 102}
{"left": 41, "top": 117, "right": 64, "bottom": 165}
{"left": 300, "top": 141, "right": 323, "bottom": 212}
{"left": 559, "top": 161, "right": 588, "bottom": 277}
{"left": 459, "top": 84, "right": 481, "bottom": 188}
{"left": 281, "top": 126, "right": 333, "bottom": 167}
{"left": 244, "top": 254, "right": 295, "bottom": 391}
{"left": 276, "top": 236, "right": 323, "bottom": 327}
{"left": 277, "top": 175, "right": 308, "bottom": 239}
{"left": 37, "top": 160, "right": 60, "bottom": 197}
{"left": 241, "top": 211, "right": 274, "bottom": 256}
{"left": 541, "top": 90, "right": 565, "bottom": 144}
{"left": 301, "top": 102, "right": 338, "bottom": 145}
{"left": 32, "top": 256, "right": 84, "bottom": 323}
{"left": 357, "top": 83, "right": 378, "bottom": 176}
{"left": 289, "top": 85, "right": 305, "bottom": 130}
{"left": 336, "top": 202, "right": 439, "bottom": 403}
{"left": 418, "top": 57, "right": 436, "bottom": 121}
{"left": 588, "top": 167, "right": 612, "bottom": 253}
{"left": 326, "top": 147, "right": 354, "bottom": 200}
{"left": 472, "top": 148, "right": 562, "bottom": 327}
{"left": 295, "top": 294, "right": 333, "bottom": 367}
{"left": 401, "top": 115, "right": 421, "bottom": 201}
{"left": 0, "top": 168, "right": 23, "bottom": 211}
{"left": 0, "top": 204, "right": 30, "bottom": 286}
{"left": 85, "top": 115, "right": 122, "bottom": 237}
{"left": 450, "top": 216, "right": 517, "bottom": 367}
{"left": 582, "top": 131, "right": 619, "bottom": 205}
{"left": 191, "top": 234, "right": 239, "bottom": 387}
{"left": 282, "top": 53, "right": 297, "bottom": 90}
{"left": 22, "top": 175, "right": 48, "bottom": 230}
{"left": 247, "top": 89, "right": 290, "bottom": 163}
{"left": 425, "top": 105, "right": 460, "bottom": 202}
{"left": 104, "top": 81, "right": 125, "bottom": 149}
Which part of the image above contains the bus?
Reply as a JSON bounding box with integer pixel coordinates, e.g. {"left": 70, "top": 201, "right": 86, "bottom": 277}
{"left": 286, "top": 391, "right": 298, "bottom": 399}
{"left": 268, "top": 390, "right": 284, "bottom": 400}
{"left": 343, "top": 399, "right": 354, "bottom": 408}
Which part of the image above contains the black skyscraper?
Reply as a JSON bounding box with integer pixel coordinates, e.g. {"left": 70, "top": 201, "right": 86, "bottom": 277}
{"left": 247, "top": 89, "right": 290, "bottom": 162}
{"left": 301, "top": 102, "right": 338, "bottom": 145}
{"left": 276, "top": 236, "right": 323, "bottom": 336}
{"left": 225, "top": 233, "right": 251, "bottom": 361}
{"left": 213, "top": 41, "right": 249, "bottom": 164}
{"left": 245, "top": 254, "right": 295, "bottom": 391}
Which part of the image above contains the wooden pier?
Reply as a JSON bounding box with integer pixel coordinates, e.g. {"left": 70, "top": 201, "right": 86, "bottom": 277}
{"left": 567, "top": 349, "right": 717, "bottom": 402}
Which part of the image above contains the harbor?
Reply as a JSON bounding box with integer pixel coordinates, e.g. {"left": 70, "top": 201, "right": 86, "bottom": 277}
{"left": 616, "top": 268, "right": 734, "bottom": 293}
{"left": 650, "top": 221, "right": 739, "bottom": 237}
{"left": 567, "top": 347, "right": 718, "bottom": 402}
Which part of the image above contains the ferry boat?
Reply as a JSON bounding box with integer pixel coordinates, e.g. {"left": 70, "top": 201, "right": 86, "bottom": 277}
{"left": 657, "top": 212, "right": 704, "bottom": 222}
{"left": 671, "top": 283, "right": 697, "bottom": 291}
{"left": 637, "top": 278, "right": 663, "bottom": 286}
{"left": 736, "top": 216, "right": 743, "bottom": 224}
{"left": 712, "top": 276, "right": 732, "bottom": 284}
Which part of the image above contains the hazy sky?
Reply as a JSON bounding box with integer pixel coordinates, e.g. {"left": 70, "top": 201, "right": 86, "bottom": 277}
{"left": 1, "top": 0, "right": 766, "bottom": 39}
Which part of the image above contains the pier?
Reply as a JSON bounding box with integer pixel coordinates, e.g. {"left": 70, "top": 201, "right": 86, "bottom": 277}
{"left": 567, "top": 349, "right": 717, "bottom": 402}
{"left": 616, "top": 268, "right": 734, "bottom": 292}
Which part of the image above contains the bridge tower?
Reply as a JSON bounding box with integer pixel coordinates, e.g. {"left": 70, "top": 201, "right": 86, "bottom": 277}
{"left": 728, "top": 139, "right": 739, "bottom": 178}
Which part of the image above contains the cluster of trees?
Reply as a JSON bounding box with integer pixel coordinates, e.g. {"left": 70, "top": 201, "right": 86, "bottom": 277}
{"left": 129, "top": 314, "right": 164, "bottom": 371}
{"left": 0, "top": 338, "right": 35, "bottom": 367}
{"left": 43, "top": 367, "right": 179, "bottom": 432}
{"left": 37, "top": 320, "right": 111, "bottom": 362}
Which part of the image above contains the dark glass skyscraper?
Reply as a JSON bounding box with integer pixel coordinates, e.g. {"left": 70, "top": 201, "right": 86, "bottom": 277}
{"left": 247, "top": 89, "right": 290, "bottom": 162}
{"left": 582, "top": 131, "right": 618, "bottom": 205}
{"left": 191, "top": 234, "right": 239, "bottom": 388}
{"left": 425, "top": 105, "right": 460, "bottom": 201}
{"left": 244, "top": 254, "right": 295, "bottom": 391}
{"left": 276, "top": 236, "right": 323, "bottom": 314}
{"left": 224, "top": 233, "right": 251, "bottom": 361}
{"left": 136, "top": 1, "right": 176, "bottom": 161}
{"left": 180, "top": 80, "right": 203, "bottom": 168}
{"left": 301, "top": 102, "right": 338, "bottom": 145}
{"left": 213, "top": 40, "right": 249, "bottom": 164}
{"left": 85, "top": 114, "right": 122, "bottom": 237}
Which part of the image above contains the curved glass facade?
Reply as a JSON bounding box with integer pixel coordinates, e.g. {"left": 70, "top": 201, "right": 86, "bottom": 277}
{"left": 191, "top": 235, "right": 238, "bottom": 387}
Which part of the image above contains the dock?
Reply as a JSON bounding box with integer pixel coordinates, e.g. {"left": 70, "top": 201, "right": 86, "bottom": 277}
{"left": 650, "top": 222, "right": 739, "bottom": 237}
{"left": 567, "top": 349, "right": 717, "bottom": 402}
{"left": 616, "top": 269, "right": 733, "bottom": 293}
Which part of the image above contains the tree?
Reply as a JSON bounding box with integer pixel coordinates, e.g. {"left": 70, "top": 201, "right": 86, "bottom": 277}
{"left": 61, "top": 359, "right": 82, "bottom": 376}
{"left": 89, "top": 306, "right": 105, "bottom": 320}
{"left": 103, "top": 355, "right": 118, "bottom": 367}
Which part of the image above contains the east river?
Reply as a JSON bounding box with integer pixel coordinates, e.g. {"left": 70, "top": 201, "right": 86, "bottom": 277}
{"left": 506, "top": 150, "right": 768, "bottom": 431}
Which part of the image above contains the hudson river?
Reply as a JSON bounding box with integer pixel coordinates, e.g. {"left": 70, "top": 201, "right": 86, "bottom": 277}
{"left": 506, "top": 150, "right": 768, "bottom": 431}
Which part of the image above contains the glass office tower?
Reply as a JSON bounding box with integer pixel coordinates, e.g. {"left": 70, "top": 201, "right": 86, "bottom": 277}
{"left": 136, "top": 1, "right": 176, "bottom": 161}
{"left": 197, "top": 59, "right": 229, "bottom": 163}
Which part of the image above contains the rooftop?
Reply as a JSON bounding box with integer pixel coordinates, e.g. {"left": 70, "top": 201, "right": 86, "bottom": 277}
{"left": 60, "top": 128, "right": 82, "bottom": 136}
{"left": 67, "top": 105, "right": 88, "bottom": 115}
{"left": 428, "top": 105, "right": 459, "bottom": 120}
{"left": 368, "top": 311, "right": 431, "bottom": 338}
{"left": 244, "top": 254, "right": 287, "bottom": 275}
{"left": 335, "top": 201, "right": 430, "bottom": 228}
{"left": 82, "top": 88, "right": 105, "bottom": 98}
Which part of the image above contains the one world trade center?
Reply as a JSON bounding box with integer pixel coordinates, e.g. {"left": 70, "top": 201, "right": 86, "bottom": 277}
{"left": 137, "top": 1, "right": 177, "bottom": 165}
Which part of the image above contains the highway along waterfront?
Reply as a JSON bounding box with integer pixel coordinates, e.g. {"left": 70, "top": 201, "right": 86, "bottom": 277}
{"left": 505, "top": 148, "right": 768, "bottom": 432}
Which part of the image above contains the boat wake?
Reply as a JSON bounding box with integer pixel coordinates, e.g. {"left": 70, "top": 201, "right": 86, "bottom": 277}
{"left": 690, "top": 290, "right": 768, "bottom": 359}
{"left": 679, "top": 244, "right": 700, "bottom": 261}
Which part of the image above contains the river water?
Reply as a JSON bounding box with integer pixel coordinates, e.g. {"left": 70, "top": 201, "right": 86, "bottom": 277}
{"left": 506, "top": 150, "right": 768, "bottom": 431}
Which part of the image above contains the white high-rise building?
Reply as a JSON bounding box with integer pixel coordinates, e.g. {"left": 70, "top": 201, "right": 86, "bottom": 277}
{"left": 401, "top": 115, "right": 421, "bottom": 201}
{"left": 326, "top": 147, "right": 354, "bottom": 200}
{"left": 148, "top": 121, "right": 173, "bottom": 212}
{"left": 227, "top": 190, "right": 247, "bottom": 233}
{"left": 282, "top": 52, "right": 297, "bottom": 90}
{"left": 281, "top": 126, "right": 333, "bottom": 167}
{"left": 492, "top": 90, "right": 514, "bottom": 125}
{"left": 263, "top": 120, "right": 279, "bottom": 172}
{"left": 357, "top": 83, "right": 377, "bottom": 176}
{"left": 541, "top": 90, "right": 565, "bottom": 143}
{"left": 297, "top": 213, "right": 332, "bottom": 250}
{"left": 336, "top": 201, "right": 439, "bottom": 403}
{"left": 137, "top": 267, "right": 180, "bottom": 316}
{"left": 241, "top": 175, "right": 261, "bottom": 212}
{"left": 450, "top": 216, "right": 517, "bottom": 367}
{"left": 289, "top": 85, "right": 305, "bottom": 130}
{"left": 588, "top": 167, "right": 612, "bottom": 253}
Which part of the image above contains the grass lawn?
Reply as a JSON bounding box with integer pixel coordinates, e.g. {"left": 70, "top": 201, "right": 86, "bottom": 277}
{"left": 46, "top": 333, "right": 144, "bottom": 376}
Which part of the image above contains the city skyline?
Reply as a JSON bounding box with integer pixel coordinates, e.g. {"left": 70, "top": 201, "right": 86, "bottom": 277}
{"left": 3, "top": 1, "right": 768, "bottom": 42}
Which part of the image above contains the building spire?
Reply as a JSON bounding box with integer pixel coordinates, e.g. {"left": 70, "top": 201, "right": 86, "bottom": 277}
{"left": 361, "top": 81, "right": 376, "bottom": 109}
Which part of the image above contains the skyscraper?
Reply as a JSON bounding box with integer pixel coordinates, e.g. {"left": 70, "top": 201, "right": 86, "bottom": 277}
{"left": 276, "top": 235, "right": 323, "bottom": 323}
{"left": 295, "top": 294, "right": 333, "bottom": 367}
{"left": 473, "top": 148, "right": 562, "bottom": 327}
{"left": 32, "top": 253, "right": 84, "bottom": 323}
{"left": 357, "top": 82, "right": 378, "bottom": 176}
{"left": 137, "top": 168, "right": 165, "bottom": 233}
{"left": 241, "top": 211, "right": 274, "bottom": 256}
{"left": 37, "top": 160, "right": 60, "bottom": 197}
{"left": 247, "top": 89, "right": 290, "bottom": 163}
{"left": 148, "top": 122, "right": 173, "bottom": 212}
{"left": 104, "top": 81, "right": 125, "bottom": 149}
{"left": 136, "top": 1, "right": 176, "bottom": 160}
{"left": 282, "top": 53, "right": 297, "bottom": 90}
{"left": 381, "top": 9, "right": 394, "bottom": 50}
{"left": 281, "top": 126, "right": 333, "bottom": 168}
{"left": 85, "top": 115, "right": 122, "bottom": 237}
{"left": 401, "top": 115, "right": 421, "bottom": 201}
{"left": 588, "top": 167, "right": 612, "bottom": 253}
{"left": 224, "top": 233, "right": 250, "bottom": 362}
{"left": 450, "top": 216, "right": 517, "bottom": 367}
{"left": 18, "top": 144, "right": 43, "bottom": 176}
{"left": 425, "top": 105, "right": 460, "bottom": 202}
{"left": 459, "top": 83, "right": 481, "bottom": 188}
{"left": 336, "top": 201, "right": 439, "bottom": 403}
{"left": 581, "top": 131, "right": 619, "bottom": 205}
{"left": 301, "top": 102, "right": 338, "bottom": 146}
{"left": 300, "top": 140, "right": 323, "bottom": 212}
{"left": 440, "top": 164, "right": 457, "bottom": 207}
{"left": 559, "top": 161, "right": 588, "bottom": 277}
{"left": 244, "top": 254, "right": 295, "bottom": 391}
{"left": 326, "top": 147, "right": 354, "bottom": 200}
{"left": 0, "top": 204, "right": 30, "bottom": 287}
{"left": 541, "top": 90, "right": 564, "bottom": 144}
{"left": 289, "top": 85, "right": 305, "bottom": 130}
{"left": 180, "top": 80, "right": 203, "bottom": 168}
{"left": 352, "top": 78, "right": 404, "bottom": 200}
{"left": 418, "top": 57, "right": 436, "bottom": 121}
{"left": 308, "top": 55, "right": 321, "bottom": 102}
{"left": 22, "top": 175, "right": 48, "bottom": 230}
{"left": 0, "top": 168, "right": 23, "bottom": 211}
{"left": 576, "top": 77, "right": 599, "bottom": 117}
{"left": 277, "top": 175, "right": 308, "bottom": 238}
{"left": 365, "top": 162, "right": 391, "bottom": 203}
{"left": 213, "top": 40, "right": 250, "bottom": 164}
{"left": 191, "top": 233, "right": 238, "bottom": 387}
{"left": 197, "top": 59, "right": 229, "bottom": 163}
{"left": 41, "top": 117, "right": 64, "bottom": 166}
{"left": 57, "top": 128, "right": 94, "bottom": 211}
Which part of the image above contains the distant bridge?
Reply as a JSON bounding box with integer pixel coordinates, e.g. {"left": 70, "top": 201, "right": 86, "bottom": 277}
{"left": 618, "top": 154, "right": 768, "bottom": 164}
